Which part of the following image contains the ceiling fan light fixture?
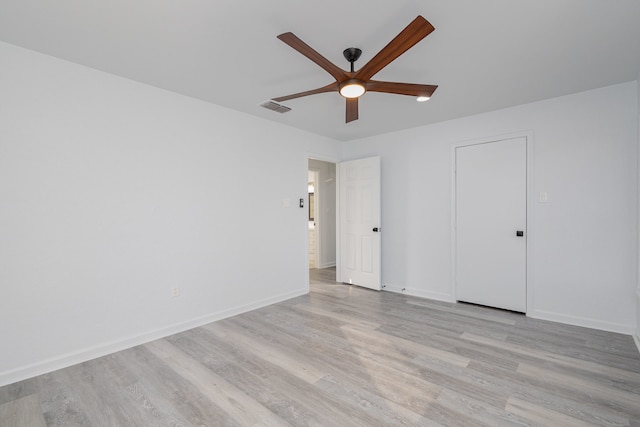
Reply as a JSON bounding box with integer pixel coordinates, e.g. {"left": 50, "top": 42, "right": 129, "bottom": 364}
{"left": 339, "top": 80, "right": 366, "bottom": 98}
{"left": 416, "top": 96, "right": 431, "bottom": 102}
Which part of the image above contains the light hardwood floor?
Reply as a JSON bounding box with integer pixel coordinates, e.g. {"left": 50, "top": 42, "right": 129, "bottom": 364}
{"left": 1, "top": 268, "right": 640, "bottom": 426}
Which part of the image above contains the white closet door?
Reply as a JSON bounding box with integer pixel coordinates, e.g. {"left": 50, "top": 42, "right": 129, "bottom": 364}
{"left": 455, "top": 137, "right": 527, "bottom": 312}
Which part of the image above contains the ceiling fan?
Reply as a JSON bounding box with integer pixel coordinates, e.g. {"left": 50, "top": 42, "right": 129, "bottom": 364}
{"left": 272, "top": 15, "right": 438, "bottom": 123}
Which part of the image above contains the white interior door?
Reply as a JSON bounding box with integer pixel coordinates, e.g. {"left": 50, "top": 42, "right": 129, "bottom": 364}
{"left": 338, "top": 156, "right": 381, "bottom": 290}
{"left": 455, "top": 137, "right": 527, "bottom": 312}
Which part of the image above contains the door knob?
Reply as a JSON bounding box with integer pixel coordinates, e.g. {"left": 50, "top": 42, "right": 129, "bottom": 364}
{"left": 516, "top": 230, "right": 524, "bottom": 237}
{"left": 373, "top": 227, "right": 380, "bottom": 232}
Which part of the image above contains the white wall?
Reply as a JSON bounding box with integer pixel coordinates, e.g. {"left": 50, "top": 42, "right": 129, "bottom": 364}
{"left": 308, "top": 159, "right": 336, "bottom": 268}
{"left": 0, "top": 41, "right": 339, "bottom": 386}
{"left": 342, "top": 81, "right": 638, "bottom": 334}
{"left": 2, "top": 38, "right": 637, "bottom": 386}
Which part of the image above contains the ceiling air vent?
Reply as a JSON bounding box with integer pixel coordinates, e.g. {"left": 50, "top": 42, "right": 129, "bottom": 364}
{"left": 260, "top": 101, "right": 291, "bottom": 114}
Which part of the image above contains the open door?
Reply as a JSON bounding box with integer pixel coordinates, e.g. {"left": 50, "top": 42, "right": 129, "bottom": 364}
{"left": 338, "top": 156, "right": 381, "bottom": 290}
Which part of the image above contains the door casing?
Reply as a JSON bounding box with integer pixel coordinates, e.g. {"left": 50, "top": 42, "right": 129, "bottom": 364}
{"left": 450, "top": 131, "right": 534, "bottom": 313}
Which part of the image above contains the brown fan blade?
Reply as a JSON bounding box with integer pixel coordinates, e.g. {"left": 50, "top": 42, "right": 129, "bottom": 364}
{"left": 356, "top": 16, "right": 435, "bottom": 81}
{"left": 272, "top": 82, "right": 339, "bottom": 102}
{"left": 366, "top": 81, "right": 437, "bottom": 97}
{"left": 278, "top": 32, "right": 348, "bottom": 82}
{"left": 346, "top": 97, "right": 358, "bottom": 123}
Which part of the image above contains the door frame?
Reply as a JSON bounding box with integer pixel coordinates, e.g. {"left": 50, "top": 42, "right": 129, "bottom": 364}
{"left": 450, "top": 131, "right": 535, "bottom": 313}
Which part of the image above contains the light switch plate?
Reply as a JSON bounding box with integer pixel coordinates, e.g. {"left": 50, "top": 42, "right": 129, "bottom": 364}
{"left": 539, "top": 191, "right": 549, "bottom": 203}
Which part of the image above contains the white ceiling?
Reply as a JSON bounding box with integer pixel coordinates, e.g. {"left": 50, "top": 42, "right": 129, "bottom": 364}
{"left": 1, "top": 0, "right": 639, "bottom": 141}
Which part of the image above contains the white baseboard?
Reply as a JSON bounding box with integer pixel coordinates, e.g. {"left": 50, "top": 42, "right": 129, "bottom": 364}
{"left": 528, "top": 309, "right": 635, "bottom": 335}
{"left": 0, "top": 288, "right": 308, "bottom": 387}
{"left": 382, "top": 285, "right": 454, "bottom": 303}
{"left": 382, "top": 286, "right": 638, "bottom": 338}
{"left": 316, "top": 262, "right": 336, "bottom": 269}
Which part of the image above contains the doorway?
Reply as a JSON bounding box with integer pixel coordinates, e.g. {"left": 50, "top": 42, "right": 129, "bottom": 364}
{"left": 308, "top": 159, "right": 337, "bottom": 274}
{"left": 308, "top": 170, "right": 318, "bottom": 268}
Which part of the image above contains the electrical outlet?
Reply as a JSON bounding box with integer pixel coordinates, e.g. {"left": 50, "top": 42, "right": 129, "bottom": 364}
{"left": 171, "top": 287, "right": 180, "bottom": 297}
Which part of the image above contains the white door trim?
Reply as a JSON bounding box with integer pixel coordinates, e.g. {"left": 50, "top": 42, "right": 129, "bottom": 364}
{"left": 336, "top": 162, "right": 342, "bottom": 283}
{"left": 450, "top": 131, "right": 535, "bottom": 313}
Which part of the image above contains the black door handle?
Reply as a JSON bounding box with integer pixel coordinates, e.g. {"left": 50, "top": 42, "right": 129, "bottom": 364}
{"left": 373, "top": 227, "right": 380, "bottom": 232}
{"left": 516, "top": 230, "right": 524, "bottom": 237}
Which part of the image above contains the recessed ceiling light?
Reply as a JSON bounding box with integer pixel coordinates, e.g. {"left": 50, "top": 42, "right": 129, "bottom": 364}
{"left": 416, "top": 96, "right": 431, "bottom": 102}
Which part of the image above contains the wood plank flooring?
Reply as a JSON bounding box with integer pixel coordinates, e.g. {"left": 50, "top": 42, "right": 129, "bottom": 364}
{"left": 2, "top": 267, "right": 640, "bottom": 426}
